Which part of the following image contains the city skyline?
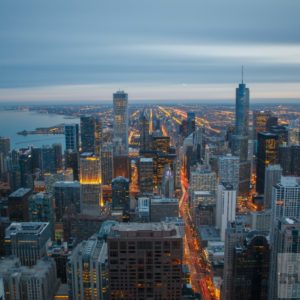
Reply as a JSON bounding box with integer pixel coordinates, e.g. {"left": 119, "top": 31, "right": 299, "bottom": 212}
{"left": 0, "top": 0, "right": 300, "bottom": 102}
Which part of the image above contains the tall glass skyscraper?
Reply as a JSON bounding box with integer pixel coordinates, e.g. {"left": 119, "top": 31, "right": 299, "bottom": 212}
{"left": 235, "top": 80, "right": 249, "bottom": 136}
{"left": 232, "top": 74, "right": 251, "bottom": 196}
{"left": 113, "top": 91, "right": 128, "bottom": 155}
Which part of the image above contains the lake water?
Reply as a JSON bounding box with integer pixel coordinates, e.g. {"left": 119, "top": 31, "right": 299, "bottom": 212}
{"left": 0, "top": 110, "right": 79, "bottom": 150}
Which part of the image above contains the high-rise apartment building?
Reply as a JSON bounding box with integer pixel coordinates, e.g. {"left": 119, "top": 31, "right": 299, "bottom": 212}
{"left": 0, "top": 136, "right": 10, "bottom": 157}
{"left": 65, "top": 123, "right": 79, "bottom": 151}
{"left": 68, "top": 235, "right": 109, "bottom": 300}
{"left": 113, "top": 91, "right": 128, "bottom": 155}
{"left": 256, "top": 132, "right": 279, "bottom": 194}
{"left": 5, "top": 222, "right": 51, "bottom": 266}
{"left": 107, "top": 222, "right": 183, "bottom": 300}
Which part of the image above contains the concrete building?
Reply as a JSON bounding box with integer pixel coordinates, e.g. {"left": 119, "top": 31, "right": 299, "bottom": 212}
{"left": 216, "top": 183, "right": 236, "bottom": 241}
{"left": 150, "top": 196, "right": 179, "bottom": 222}
{"left": 107, "top": 222, "right": 183, "bottom": 300}
{"left": 218, "top": 154, "right": 239, "bottom": 191}
{"left": 0, "top": 256, "right": 58, "bottom": 300}
{"left": 263, "top": 164, "right": 282, "bottom": 209}
{"left": 101, "top": 143, "right": 114, "bottom": 186}
{"left": 190, "top": 168, "right": 217, "bottom": 195}
{"left": 68, "top": 235, "right": 109, "bottom": 300}
{"left": 5, "top": 222, "right": 51, "bottom": 266}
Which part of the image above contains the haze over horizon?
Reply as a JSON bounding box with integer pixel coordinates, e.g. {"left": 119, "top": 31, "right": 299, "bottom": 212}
{"left": 1, "top": 0, "right": 300, "bottom": 102}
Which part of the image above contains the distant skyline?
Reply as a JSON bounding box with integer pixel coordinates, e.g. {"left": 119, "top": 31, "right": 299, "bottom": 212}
{"left": 0, "top": 0, "right": 300, "bottom": 102}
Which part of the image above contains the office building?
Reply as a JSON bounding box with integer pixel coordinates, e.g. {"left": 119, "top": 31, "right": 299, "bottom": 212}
{"left": 68, "top": 235, "right": 109, "bottom": 300}
{"left": 29, "top": 192, "right": 54, "bottom": 233}
{"left": 216, "top": 183, "right": 236, "bottom": 241}
{"left": 250, "top": 209, "right": 271, "bottom": 232}
{"left": 263, "top": 164, "right": 282, "bottom": 208}
{"left": 140, "top": 109, "right": 151, "bottom": 151}
{"left": 8, "top": 188, "right": 32, "bottom": 221}
{"left": 0, "top": 256, "right": 58, "bottom": 300}
{"left": 101, "top": 143, "right": 114, "bottom": 185}
{"left": 253, "top": 110, "right": 272, "bottom": 139}
{"left": 187, "top": 111, "right": 196, "bottom": 136}
{"left": 270, "top": 125, "right": 288, "bottom": 145}
{"left": 113, "top": 91, "right": 128, "bottom": 155}
{"left": 19, "top": 148, "right": 33, "bottom": 189}
{"left": 150, "top": 196, "right": 179, "bottom": 222}
{"left": 80, "top": 153, "right": 102, "bottom": 214}
{"left": 218, "top": 154, "right": 239, "bottom": 191}
{"left": 137, "top": 196, "right": 150, "bottom": 221}
{"left": 161, "top": 164, "right": 174, "bottom": 198}
{"left": 65, "top": 149, "right": 79, "bottom": 181}
{"left": 113, "top": 155, "right": 130, "bottom": 179}
{"left": 291, "top": 145, "right": 300, "bottom": 176}
{"left": 65, "top": 123, "right": 79, "bottom": 151}
{"left": 272, "top": 176, "right": 300, "bottom": 222}
{"left": 54, "top": 181, "right": 81, "bottom": 221}
{"left": 231, "top": 232, "right": 270, "bottom": 300}
{"left": 112, "top": 176, "right": 130, "bottom": 217}
{"left": 152, "top": 135, "right": 170, "bottom": 153}
{"left": 190, "top": 168, "right": 217, "bottom": 195}
{"left": 53, "top": 143, "right": 63, "bottom": 170}
{"left": 221, "top": 221, "right": 247, "bottom": 300}
{"left": 0, "top": 136, "right": 10, "bottom": 156}
{"left": 80, "top": 115, "right": 102, "bottom": 155}
{"left": 5, "top": 222, "right": 51, "bottom": 266}
{"left": 269, "top": 217, "right": 300, "bottom": 300}
{"left": 256, "top": 132, "right": 279, "bottom": 194}
{"left": 278, "top": 144, "right": 292, "bottom": 175}
{"left": 288, "top": 118, "right": 300, "bottom": 145}
{"left": 107, "top": 222, "right": 183, "bottom": 300}
{"left": 138, "top": 157, "right": 154, "bottom": 194}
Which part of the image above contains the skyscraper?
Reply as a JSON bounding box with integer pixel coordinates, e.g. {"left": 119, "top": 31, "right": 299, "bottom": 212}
{"left": 232, "top": 73, "right": 251, "bottom": 196}
{"left": 253, "top": 110, "right": 272, "bottom": 139}
{"left": 8, "top": 188, "right": 32, "bottom": 221}
{"left": 101, "top": 143, "right": 114, "bottom": 185}
{"left": 218, "top": 154, "right": 240, "bottom": 191}
{"left": 216, "top": 183, "right": 236, "bottom": 241}
{"left": 269, "top": 217, "right": 300, "bottom": 300}
{"left": 65, "top": 123, "right": 79, "bottom": 151}
{"left": 231, "top": 232, "right": 270, "bottom": 300}
{"left": 80, "top": 115, "right": 102, "bottom": 155}
{"left": 187, "top": 111, "right": 196, "bottom": 135}
{"left": 256, "top": 132, "right": 279, "bottom": 194}
{"left": 107, "top": 222, "right": 183, "bottom": 300}
{"left": 263, "top": 164, "right": 282, "bottom": 209}
{"left": 113, "top": 91, "right": 128, "bottom": 155}
{"left": 140, "top": 109, "right": 151, "bottom": 151}
{"left": 138, "top": 157, "right": 154, "bottom": 194}
{"left": 80, "top": 153, "right": 102, "bottom": 215}
{"left": 5, "top": 222, "right": 51, "bottom": 266}
{"left": 68, "top": 235, "right": 109, "bottom": 300}
{"left": 111, "top": 176, "right": 130, "bottom": 217}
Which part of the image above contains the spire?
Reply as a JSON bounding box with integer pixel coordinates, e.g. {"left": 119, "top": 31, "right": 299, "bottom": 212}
{"left": 241, "top": 65, "right": 244, "bottom": 84}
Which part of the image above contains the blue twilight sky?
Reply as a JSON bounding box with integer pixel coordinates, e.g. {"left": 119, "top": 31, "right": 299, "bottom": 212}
{"left": 0, "top": 0, "right": 300, "bottom": 102}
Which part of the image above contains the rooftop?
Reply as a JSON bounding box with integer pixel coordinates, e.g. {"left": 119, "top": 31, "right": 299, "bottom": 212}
{"left": 9, "top": 188, "right": 32, "bottom": 198}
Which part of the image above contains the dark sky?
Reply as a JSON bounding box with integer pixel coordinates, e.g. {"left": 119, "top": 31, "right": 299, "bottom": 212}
{"left": 1, "top": 0, "right": 300, "bottom": 102}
